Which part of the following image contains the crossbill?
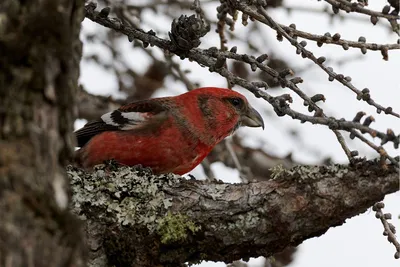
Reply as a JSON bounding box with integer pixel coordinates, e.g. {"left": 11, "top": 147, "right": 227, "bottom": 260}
{"left": 75, "top": 87, "right": 264, "bottom": 174}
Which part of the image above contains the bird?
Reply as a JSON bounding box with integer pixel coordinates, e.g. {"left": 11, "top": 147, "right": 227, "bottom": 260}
{"left": 75, "top": 87, "right": 264, "bottom": 175}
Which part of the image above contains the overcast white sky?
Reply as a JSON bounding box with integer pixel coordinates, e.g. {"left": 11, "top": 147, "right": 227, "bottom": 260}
{"left": 78, "top": 1, "right": 400, "bottom": 266}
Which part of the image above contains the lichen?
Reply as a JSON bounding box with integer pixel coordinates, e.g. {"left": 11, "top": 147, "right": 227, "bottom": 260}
{"left": 66, "top": 164, "right": 181, "bottom": 233}
{"left": 205, "top": 183, "right": 229, "bottom": 200}
{"left": 156, "top": 212, "right": 201, "bottom": 244}
{"left": 228, "top": 210, "right": 260, "bottom": 234}
{"left": 269, "top": 164, "right": 285, "bottom": 180}
{"left": 270, "top": 164, "right": 349, "bottom": 181}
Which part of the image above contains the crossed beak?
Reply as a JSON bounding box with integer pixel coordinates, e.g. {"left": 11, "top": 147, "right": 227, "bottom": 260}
{"left": 240, "top": 105, "right": 264, "bottom": 129}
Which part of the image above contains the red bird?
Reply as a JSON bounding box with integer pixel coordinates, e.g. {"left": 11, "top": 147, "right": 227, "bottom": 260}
{"left": 75, "top": 87, "right": 264, "bottom": 175}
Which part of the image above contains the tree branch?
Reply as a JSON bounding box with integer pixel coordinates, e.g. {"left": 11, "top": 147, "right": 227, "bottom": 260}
{"left": 68, "top": 160, "right": 399, "bottom": 267}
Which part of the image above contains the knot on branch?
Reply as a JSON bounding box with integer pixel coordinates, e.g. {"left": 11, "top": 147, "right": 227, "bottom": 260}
{"left": 273, "top": 94, "right": 292, "bottom": 116}
{"left": 380, "top": 129, "right": 400, "bottom": 149}
{"left": 169, "top": 15, "right": 209, "bottom": 51}
{"left": 303, "top": 94, "right": 325, "bottom": 112}
{"left": 327, "top": 117, "right": 339, "bottom": 130}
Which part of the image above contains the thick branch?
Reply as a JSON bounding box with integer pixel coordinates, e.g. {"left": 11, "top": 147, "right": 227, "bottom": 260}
{"left": 68, "top": 160, "right": 399, "bottom": 267}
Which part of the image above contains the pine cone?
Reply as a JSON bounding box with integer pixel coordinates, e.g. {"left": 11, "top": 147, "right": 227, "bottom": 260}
{"left": 169, "top": 15, "right": 209, "bottom": 51}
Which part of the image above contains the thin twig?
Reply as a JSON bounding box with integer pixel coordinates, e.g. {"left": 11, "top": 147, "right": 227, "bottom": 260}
{"left": 84, "top": 3, "right": 400, "bottom": 167}
{"left": 373, "top": 202, "right": 400, "bottom": 259}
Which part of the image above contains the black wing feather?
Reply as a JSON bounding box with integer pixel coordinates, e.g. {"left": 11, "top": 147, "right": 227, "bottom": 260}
{"left": 75, "top": 99, "right": 170, "bottom": 147}
{"left": 75, "top": 120, "right": 119, "bottom": 147}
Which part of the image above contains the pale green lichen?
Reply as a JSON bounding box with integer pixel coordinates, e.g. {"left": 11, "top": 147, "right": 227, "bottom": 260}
{"left": 269, "top": 164, "right": 285, "bottom": 180}
{"left": 205, "top": 183, "right": 229, "bottom": 200}
{"left": 270, "top": 164, "right": 349, "bottom": 181}
{"left": 227, "top": 210, "right": 260, "bottom": 235}
{"left": 67, "top": 164, "right": 181, "bottom": 233}
{"left": 156, "top": 212, "right": 201, "bottom": 244}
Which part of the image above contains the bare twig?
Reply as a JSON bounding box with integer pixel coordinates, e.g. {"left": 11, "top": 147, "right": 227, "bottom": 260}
{"left": 324, "top": 0, "right": 400, "bottom": 35}
{"left": 84, "top": 3, "right": 399, "bottom": 167}
{"left": 373, "top": 202, "right": 400, "bottom": 259}
{"left": 232, "top": 3, "right": 400, "bottom": 119}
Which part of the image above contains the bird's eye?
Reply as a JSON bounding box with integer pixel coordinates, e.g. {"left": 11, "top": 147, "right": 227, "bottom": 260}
{"left": 229, "top": 98, "right": 244, "bottom": 109}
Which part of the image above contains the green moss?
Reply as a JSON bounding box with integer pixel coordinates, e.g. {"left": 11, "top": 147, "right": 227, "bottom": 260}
{"left": 157, "top": 212, "right": 201, "bottom": 244}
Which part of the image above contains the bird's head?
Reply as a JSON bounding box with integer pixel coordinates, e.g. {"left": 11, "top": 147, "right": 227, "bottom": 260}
{"left": 178, "top": 87, "right": 264, "bottom": 143}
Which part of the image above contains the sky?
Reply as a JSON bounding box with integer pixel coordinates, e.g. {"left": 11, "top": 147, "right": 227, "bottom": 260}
{"left": 77, "top": 1, "right": 400, "bottom": 266}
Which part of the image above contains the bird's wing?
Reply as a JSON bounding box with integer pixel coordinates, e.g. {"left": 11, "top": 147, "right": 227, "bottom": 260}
{"left": 75, "top": 99, "right": 169, "bottom": 147}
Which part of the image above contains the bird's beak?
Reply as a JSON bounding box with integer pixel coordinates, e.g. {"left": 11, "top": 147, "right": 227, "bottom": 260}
{"left": 241, "top": 106, "right": 264, "bottom": 129}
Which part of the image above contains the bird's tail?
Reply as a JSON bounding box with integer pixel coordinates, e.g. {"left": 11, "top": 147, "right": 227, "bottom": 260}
{"left": 73, "top": 148, "right": 84, "bottom": 168}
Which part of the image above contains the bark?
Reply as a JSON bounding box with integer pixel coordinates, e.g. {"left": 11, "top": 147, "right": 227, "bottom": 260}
{"left": 0, "top": 1, "right": 84, "bottom": 266}
{"left": 68, "top": 160, "right": 399, "bottom": 267}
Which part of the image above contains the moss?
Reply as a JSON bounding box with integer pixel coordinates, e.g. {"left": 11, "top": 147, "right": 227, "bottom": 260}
{"left": 156, "top": 212, "right": 201, "bottom": 244}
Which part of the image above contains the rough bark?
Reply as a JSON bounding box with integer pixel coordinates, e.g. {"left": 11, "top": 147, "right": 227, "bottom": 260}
{"left": 0, "top": 1, "right": 84, "bottom": 266}
{"left": 68, "top": 160, "right": 399, "bottom": 267}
